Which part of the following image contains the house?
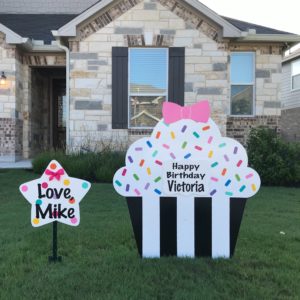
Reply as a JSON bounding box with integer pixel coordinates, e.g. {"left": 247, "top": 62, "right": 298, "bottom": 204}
{"left": 281, "top": 49, "right": 300, "bottom": 142}
{"left": 1, "top": 0, "right": 300, "bottom": 162}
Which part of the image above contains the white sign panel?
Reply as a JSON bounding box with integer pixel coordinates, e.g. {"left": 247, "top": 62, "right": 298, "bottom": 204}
{"left": 163, "top": 161, "right": 210, "bottom": 196}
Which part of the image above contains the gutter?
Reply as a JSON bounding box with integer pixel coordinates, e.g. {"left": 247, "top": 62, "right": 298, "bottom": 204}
{"left": 52, "top": 31, "right": 71, "bottom": 152}
{"left": 238, "top": 33, "right": 300, "bottom": 44}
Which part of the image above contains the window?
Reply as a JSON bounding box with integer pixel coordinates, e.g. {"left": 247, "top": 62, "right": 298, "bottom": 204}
{"left": 128, "top": 48, "right": 168, "bottom": 128}
{"left": 230, "top": 52, "right": 255, "bottom": 115}
{"left": 292, "top": 59, "right": 300, "bottom": 90}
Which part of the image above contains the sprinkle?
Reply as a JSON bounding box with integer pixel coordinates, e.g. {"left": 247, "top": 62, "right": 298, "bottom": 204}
{"left": 128, "top": 156, "right": 133, "bottom": 163}
{"left": 208, "top": 136, "right": 213, "bottom": 144}
{"left": 211, "top": 177, "right": 219, "bottom": 182}
{"left": 235, "top": 174, "right": 241, "bottom": 182}
{"left": 211, "top": 162, "right": 218, "bottom": 168}
{"left": 126, "top": 184, "right": 130, "bottom": 192}
{"left": 224, "top": 155, "right": 229, "bottom": 162}
{"left": 195, "top": 146, "right": 202, "bottom": 151}
{"left": 225, "top": 179, "right": 231, "bottom": 187}
{"left": 152, "top": 150, "right": 158, "bottom": 157}
{"left": 182, "top": 141, "right": 187, "bottom": 149}
{"left": 234, "top": 147, "right": 238, "bottom": 154}
{"left": 237, "top": 160, "right": 243, "bottom": 167}
{"left": 144, "top": 183, "right": 150, "bottom": 190}
{"left": 135, "top": 147, "right": 143, "bottom": 151}
{"left": 219, "top": 143, "right": 226, "bottom": 148}
{"left": 147, "top": 168, "right": 151, "bottom": 175}
{"left": 181, "top": 125, "right": 187, "bottom": 133}
{"left": 156, "top": 131, "right": 161, "bottom": 139}
{"left": 115, "top": 180, "right": 122, "bottom": 187}
{"left": 246, "top": 173, "right": 254, "bottom": 179}
{"left": 133, "top": 174, "right": 139, "bottom": 181}
{"left": 163, "top": 144, "right": 170, "bottom": 149}
{"left": 193, "top": 132, "right": 200, "bottom": 138}
{"left": 170, "top": 153, "right": 176, "bottom": 159}
{"left": 122, "top": 169, "right": 127, "bottom": 176}
{"left": 155, "top": 160, "right": 163, "bottom": 166}
{"left": 222, "top": 168, "right": 227, "bottom": 176}
{"left": 154, "top": 189, "right": 162, "bottom": 195}
{"left": 146, "top": 141, "right": 152, "bottom": 148}
{"left": 251, "top": 184, "right": 257, "bottom": 192}
{"left": 163, "top": 122, "right": 169, "bottom": 127}
{"left": 239, "top": 185, "right": 246, "bottom": 192}
{"left": 139, "top": 159, "right": 145, "bottom": 167}
{"left": 226, "top": 192, "right": 233, "bottom": 197}
{"left": 154, "top": 177, "right": 161, "bottom": 183}
{"left": 134, "top": 189, "right": 141, "bottom": 196}
{"left": 171, "top": 131, "right": 176, "bottom": 139}
{"left": 208, "top": 150, "right": 213, "bottom": 158}
{"left": 210, "top": 189, "right": 217, "bottom": 196}
{"left": 184, "top": 153, "right": 192, "bottom": 159}
{"left": 202, "top": 126, "right": 210, "bottom": 131}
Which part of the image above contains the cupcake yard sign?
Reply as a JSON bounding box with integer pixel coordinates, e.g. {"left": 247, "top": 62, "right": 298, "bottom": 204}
{"left": 113, "top": 101, "right": 261, "bottom": 259}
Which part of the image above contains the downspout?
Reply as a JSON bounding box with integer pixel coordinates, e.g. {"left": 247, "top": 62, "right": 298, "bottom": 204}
{"left": 53, "top": 36, "right": 71, "bottom": 152}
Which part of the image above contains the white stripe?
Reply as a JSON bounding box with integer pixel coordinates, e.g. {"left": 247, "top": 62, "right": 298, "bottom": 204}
{"left": 142, "top": 196, "right": 160, "bottom": 257}
{"left": 212, "top": 197, "right": 230, "bottom": 258}
{"left": 177, "top": 196, "right": 195, "bottom": 257}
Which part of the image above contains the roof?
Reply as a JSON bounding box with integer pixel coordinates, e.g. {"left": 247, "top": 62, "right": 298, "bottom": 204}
{"left": 0, "top": 7, "right": 297, "bottom": 44}
{"left": 223, "top": 16, "right": 294, "bottom": 35}
{"left": 0, "top": 14, "right": 77, "bottom": 44}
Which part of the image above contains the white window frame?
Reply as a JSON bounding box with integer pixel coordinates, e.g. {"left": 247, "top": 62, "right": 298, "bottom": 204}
{"left": 128, "top": 47, "right": 169, "bottom": 129}
{"left": 230, "top": 51, "right": 256, "bottom": 117}
{"left": 291, "top": 59, "right": 300, "bottom": 91}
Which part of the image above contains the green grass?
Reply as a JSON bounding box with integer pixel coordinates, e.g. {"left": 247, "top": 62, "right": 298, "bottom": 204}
{"left": 0, "top": 169, "right": 299, "bottom": 299}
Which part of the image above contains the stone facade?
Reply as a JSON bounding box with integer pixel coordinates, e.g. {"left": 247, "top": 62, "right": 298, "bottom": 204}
{"left": 69, "top": 0, "right": 284, "bottom": 150}
{"left": 0, "top": 32, "right": 24, "bottom": 161}
{"left": 0, "top": 0, "right": 291, "bottom": 159}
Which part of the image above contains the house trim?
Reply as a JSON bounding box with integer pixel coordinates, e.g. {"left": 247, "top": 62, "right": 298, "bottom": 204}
{"left": 53, "top": 0, "right": 241, "bottom": 38}
{"left": 0, "top": 23, "right": 28, "bottom": 44}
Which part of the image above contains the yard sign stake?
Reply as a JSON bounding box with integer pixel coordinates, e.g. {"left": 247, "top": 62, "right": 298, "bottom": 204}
{"left": 19, "top": 160, "right": 91, "bottom": 262}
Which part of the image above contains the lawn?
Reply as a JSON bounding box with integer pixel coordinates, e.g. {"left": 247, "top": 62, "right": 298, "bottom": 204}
{"left": 0, "top": 169, "right": 299, "bottom": 299}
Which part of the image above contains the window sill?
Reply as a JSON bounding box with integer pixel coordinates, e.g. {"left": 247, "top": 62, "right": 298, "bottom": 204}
{"left": 128, "top": 128, "right": 153, "bottom": 135}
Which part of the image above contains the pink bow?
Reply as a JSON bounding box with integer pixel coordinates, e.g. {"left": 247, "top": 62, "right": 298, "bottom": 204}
{"left": 162, "top": 101, "right": 210, "bottom": 124}
{"left": 45, "top": 168, "right": 65, "bottom": 181}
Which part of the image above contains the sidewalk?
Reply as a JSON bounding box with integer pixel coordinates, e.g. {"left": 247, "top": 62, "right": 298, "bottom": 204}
{"left": 0, "top": 160, "right": 32, "bottom": 169}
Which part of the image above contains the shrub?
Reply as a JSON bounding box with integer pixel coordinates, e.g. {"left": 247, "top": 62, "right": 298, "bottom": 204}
{"left": 247, "top": 127, "right": 300, "bottom": 187}
{"left": 32, "top": 150, "right": 125, "bottom": 183}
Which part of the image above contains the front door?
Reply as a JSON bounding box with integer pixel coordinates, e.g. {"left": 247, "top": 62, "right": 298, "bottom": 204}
{"left": 52, "top": 79, "right": 66, "bottom": 149}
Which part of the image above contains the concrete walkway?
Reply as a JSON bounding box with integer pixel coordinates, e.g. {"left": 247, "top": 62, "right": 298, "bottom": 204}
{"left": 0, "top": 159, "right": 32, "bottom": 169}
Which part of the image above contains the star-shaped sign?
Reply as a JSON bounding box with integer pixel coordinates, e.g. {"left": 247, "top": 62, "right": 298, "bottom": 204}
{"left": 19, "top": 160, "right": 91, "bottom": 227}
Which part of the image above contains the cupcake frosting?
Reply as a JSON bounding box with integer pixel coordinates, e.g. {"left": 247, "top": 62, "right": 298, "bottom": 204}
{"left": 113, "top": 101, "right": 260, "bottom": 199}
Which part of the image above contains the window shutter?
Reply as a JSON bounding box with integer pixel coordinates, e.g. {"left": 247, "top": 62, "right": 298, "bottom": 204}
{"left": 168, "top": 47, "right": 185, "bottom": 106}
{"left": 112, "top": 47, "right": 128, "bottom": 129}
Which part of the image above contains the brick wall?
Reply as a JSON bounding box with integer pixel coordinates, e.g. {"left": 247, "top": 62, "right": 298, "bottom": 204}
{"left": 226, "top": 116, "right": 281, "bottom": 146}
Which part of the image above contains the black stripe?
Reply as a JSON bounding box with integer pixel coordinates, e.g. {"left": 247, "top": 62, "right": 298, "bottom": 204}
{"left": 230, "top": 198, "right": 247, "bottom": 257}
{"left": 126, "top": 197, "right": 142, "bottom": 256}
{"left": 195, "top": 197, "right": 212, "bottom": 257}
{"left": 160, "top": 197, "right": 177, "bottom": 256}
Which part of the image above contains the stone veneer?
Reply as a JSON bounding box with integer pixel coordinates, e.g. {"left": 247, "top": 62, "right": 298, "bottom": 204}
{"left": 68, "top": 0, "right": 284, "bottom": 152}
{"left": 281, "top": 108, "right": 300, "bottom": 142}
{"left": 0, "top": 32, "right": 24, "bottom": 161}
{"left": 69, "top": 0, "right": 228, "bottom": 151}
